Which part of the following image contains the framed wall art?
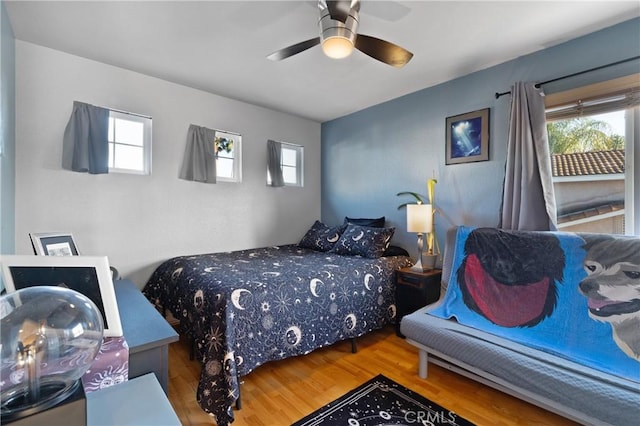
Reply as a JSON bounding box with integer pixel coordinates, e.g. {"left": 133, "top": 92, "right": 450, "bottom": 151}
{"left": 445, "top": 108, "right": 490, "bottom": 165}
{"left": 0, "top": 255, "right": 123, "bottom": 337}
{"left": 29, "top": 232, "right": 79, "bottom": 256}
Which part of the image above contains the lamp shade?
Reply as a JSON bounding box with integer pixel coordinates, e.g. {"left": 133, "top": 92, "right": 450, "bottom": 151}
{"left": 407, "top": 204, "right": 433, "bottom": 233}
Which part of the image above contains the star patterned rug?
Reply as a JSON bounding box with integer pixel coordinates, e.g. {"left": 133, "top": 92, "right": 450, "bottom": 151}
{"left": 292, "top": 374, "right": 475, "bottom": 425}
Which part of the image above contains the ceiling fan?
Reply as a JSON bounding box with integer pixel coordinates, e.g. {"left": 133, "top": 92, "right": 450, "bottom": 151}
{"left": 267, "top": 0, "right": 413, "bottom": 68}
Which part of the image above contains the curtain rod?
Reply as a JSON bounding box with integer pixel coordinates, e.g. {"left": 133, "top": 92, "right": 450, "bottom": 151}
{"left": 494, "top": 55, "right": 640, "bottom": 99}
{"left": 90, "top": 102, "right": 152, "bottom": 119}
{"left": 108, "top": 107, "right": 152, "bottom": 119}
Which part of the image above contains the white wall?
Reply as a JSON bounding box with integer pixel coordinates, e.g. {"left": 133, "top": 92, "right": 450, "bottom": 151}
{"left": 15, "top": 41, "right": 321, "bottom": 288}
{"left": 1, "top": 1, "right": 16, "bottom": 294}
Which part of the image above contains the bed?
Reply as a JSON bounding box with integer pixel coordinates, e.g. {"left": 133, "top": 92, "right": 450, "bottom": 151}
{"left": 143, "top": 220, "right": 411, "bottom": 424}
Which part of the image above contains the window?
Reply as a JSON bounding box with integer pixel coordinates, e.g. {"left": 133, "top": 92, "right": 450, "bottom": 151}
{"left": 108, "top": 110, "right": 152, "bottom": 174}
{"left": 214, "top": 130, "right": 242, "bottom": 182}
{"left": 545, "top": 75, "right": 639, "bottom": 235}
{"left": 268, "top": 142, "right": 304, "bottom": 187}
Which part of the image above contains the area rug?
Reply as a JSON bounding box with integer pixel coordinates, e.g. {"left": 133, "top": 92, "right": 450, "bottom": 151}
{"left": 292, "top": 374, "right": 475, "bottom": 425}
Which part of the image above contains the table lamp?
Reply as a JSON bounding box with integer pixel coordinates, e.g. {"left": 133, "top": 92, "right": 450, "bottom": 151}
{"left": 0, "top": 286, "right": 104, "bottom": 424}
{"left": 407, "top": 203, "right": 433, "bottom": 272}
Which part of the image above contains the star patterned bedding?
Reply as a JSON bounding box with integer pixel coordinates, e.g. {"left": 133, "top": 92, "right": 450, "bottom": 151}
{"left": 143, "top": 242, "right": 411, "bottom": 425}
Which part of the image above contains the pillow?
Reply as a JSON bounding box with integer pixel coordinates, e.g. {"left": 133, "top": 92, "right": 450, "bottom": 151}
{"left": 382, "top": 245, "right": 410, "bottom": 257}
{"left": 298, "top": 221, "right": 347, "bottom": 252}
{"left": 344, "top": 216, "right": 385, "bottom": 228}
{"left": 331, "top": 224, "right": 395, "bottom": 258}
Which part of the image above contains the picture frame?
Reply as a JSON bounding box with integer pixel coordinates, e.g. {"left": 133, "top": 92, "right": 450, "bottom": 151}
{"left": 445, "top": 108, "right": 490, "bottom": 165}
{"left": 29, "top": 232, "right": 79, "bottom": 256}
{"left": 0, "top": 255, "right": 123, "bottom": 337}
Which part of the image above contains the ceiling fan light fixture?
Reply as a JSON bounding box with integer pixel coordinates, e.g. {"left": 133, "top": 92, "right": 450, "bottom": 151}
{"left": 322, "top": 36, "right": 354, "bottom": 59}
{"left": 319, "top": 4, "right": 358, "bottom": 60}
{"left": 268, "top": 0, "right": 412, "bottom": 68}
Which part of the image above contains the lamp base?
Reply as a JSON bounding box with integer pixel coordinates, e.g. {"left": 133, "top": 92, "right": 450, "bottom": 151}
{"left": 410, "top": 253, "right": 438, "bottom": 273}
{"left": 423, "top": 254, "right": 438, "bottom": 271}
{"left": 3, "top": 379, "right": 86, "bottom": 426}
{"left": 409, "top": 258, "right": 424, "bottom": 272}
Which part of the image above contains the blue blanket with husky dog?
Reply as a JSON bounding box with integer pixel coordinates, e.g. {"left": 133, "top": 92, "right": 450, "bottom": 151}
{"left": 430, "top": 226, "right": 640, "bottom": 382}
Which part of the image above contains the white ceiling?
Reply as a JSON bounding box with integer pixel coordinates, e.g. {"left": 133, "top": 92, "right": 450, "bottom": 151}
{"left": 5, "top": 1, "right": 639, "bottom": 122}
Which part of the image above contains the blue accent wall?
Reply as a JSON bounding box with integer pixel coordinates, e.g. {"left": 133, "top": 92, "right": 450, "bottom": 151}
{"left": 321, "top": 18, "right": 640, "bottom": 259}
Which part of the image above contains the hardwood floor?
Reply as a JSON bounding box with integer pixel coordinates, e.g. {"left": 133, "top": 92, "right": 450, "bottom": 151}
{"left": 167, "top": 326, "right": 578, "bottom": 425}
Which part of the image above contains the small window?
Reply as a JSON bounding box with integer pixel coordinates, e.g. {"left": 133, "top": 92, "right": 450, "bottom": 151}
{"left": 268, "top": 142, "right": 304, "bottom": 187}
{"left": 108, "top": 110, "right": 152, "bottom": 175}
{"left": 215, "top": 130, "right": 242, "bottom": 182}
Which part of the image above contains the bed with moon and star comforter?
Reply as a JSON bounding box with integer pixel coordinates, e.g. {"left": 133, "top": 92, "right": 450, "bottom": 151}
{"left": 142, "top": 244, "right": 411, "bottom": 424}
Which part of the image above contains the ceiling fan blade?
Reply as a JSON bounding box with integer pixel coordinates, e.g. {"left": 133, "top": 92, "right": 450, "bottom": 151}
{"left": 267, "top": 37, "right": 321, "bottom": 61}
{"left": 326, "top": 0, "right": 352, "bottom": 23}
{"left": 355, "top": 34, "right": 413, "bottom": 68}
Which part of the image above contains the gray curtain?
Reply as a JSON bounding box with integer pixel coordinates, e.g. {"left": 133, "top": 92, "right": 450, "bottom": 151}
{"left": 267, "top": 139, "right": 285, "bottom": 187}
{"left": 499, "top": 82, "right": 557, "bottom": 231}
{"left": 179, "top": 124, "right": 217, "bottom": 183}
{"left": 62, "top": 101, "right": 110, "bottom": 174}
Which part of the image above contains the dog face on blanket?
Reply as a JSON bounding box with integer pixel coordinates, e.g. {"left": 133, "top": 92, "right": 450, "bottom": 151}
{"left": 457, "top": 228, "right": 564, "bottom": 327}
{"left": 578, "top": 236, "right": 640, "bottom": 361}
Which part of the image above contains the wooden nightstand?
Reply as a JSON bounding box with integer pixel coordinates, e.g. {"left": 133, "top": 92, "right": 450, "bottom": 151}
{"left": 395, "top": 267, "right": 442, "bottom": 337}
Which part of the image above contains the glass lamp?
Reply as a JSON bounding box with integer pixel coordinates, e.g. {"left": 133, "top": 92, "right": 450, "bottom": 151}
{"left": 407, "top": 204, "right": 433, "bottom": 272}
{"left": 0, "top": 286, "right": 104, "bottom": 423}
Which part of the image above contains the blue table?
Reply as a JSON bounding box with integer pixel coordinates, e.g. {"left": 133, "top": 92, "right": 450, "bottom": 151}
{"left": 114, "top": 279, "right": 178, "bottom": 394}
{"left": 87, "top": 373, "right": 180, "bottom": 425}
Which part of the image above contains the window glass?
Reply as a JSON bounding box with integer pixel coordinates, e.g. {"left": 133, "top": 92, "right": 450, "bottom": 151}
{"left": 113, "top": 144, "right": 144, "bottom": 170}
{"left": 214, "top": 131, "right": 241, "bottom": 182}
{"left": 547, "top": 106, "right": 635, "bottom": 235}
{"left": 282, "top": 166, "right": 297, "bottom": 183}
{"left": 282, "top": 147, "right": 297, "bottom": 166}
{"left": 267, "top": 142, "right": 303, "bottom": 187}
{"left": 216, "top": 157, "right": 234, "bottom": 179}
{"left": 114, "top": 118, "right": 144, "bottom": 146}
{"left": 108, "top": 110, "right": 151, "bottom": 175}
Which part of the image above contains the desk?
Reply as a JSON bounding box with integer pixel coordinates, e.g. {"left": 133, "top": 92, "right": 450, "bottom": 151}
{"left": 114, "top": 279, "right": 178, "bottom": 394}
{"left": 87, "top": 373, "right": 180, "bottom": 425}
